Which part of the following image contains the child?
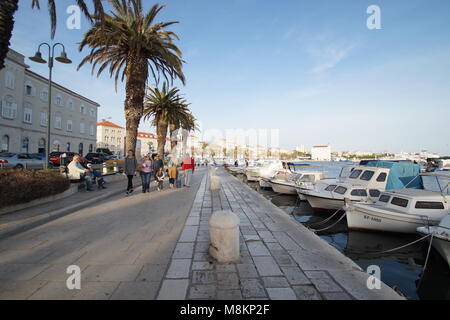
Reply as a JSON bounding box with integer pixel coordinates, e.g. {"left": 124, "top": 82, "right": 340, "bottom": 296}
{"left": 155, "top": 167, "right": 165, "bottom": 191}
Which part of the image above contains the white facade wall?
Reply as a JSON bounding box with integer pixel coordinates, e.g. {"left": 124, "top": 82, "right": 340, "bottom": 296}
{"left": 96, "top": 123, "right": 125, "bottom": 156}
{"left": 0, "top": 50, "right": 99, "bottom": 156}
{"left": 311, "top": 146, "right": 331, "bottom": 161}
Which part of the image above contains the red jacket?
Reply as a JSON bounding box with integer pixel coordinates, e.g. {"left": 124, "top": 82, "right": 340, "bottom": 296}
{"left": 182, "top": 157, "right": 195, "bottom": 171}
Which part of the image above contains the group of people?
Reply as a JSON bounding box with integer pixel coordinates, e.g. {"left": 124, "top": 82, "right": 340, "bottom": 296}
{"left": 67, "top": 154, "right": 107, "bottom": 191}
{"left": 124, "top": 150, "right": 196, "bottom": 195}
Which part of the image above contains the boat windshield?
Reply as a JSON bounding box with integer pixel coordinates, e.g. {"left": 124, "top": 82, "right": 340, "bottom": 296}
{"left": 422, "top": 175, "right": 450, "bottom": 194}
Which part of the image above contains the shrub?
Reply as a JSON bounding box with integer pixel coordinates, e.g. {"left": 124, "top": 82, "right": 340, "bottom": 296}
{"left": 0, "top": 170, "right": 70, "bottom": 208}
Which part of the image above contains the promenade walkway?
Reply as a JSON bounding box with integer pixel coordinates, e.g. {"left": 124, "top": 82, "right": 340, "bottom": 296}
{"left": 156, "top": 168, "right": 403, "bottom": 300}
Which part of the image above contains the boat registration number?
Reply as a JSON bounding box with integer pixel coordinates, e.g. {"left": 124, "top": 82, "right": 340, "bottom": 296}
{"left": 363, "top": 215, "right": 382, "bottom": 223}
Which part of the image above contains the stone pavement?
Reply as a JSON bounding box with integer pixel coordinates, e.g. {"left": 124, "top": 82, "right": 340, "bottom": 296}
{"left": 156, "top": 168, "right": 403, "bottom": 300}
{"left": 0, "top": 168, "right": 206, "bottom": 299}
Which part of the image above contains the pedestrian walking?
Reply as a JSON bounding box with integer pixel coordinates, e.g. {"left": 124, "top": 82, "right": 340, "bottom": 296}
{"left": 155, "top": 167, "right": 165, "bottom": 191}
{"left": 139, "top": 155, "right": 153, "bottom": 193}
{"left": 182, "top": 154, "right": 195, "bottom": 187}
{"left": 124, "top": 150, "right": 138, "bottom": 195}
{"left": 153, "top": 154, "right": 164, "bottom": 180}
{"left": 167, "top": 155, "right": 178, "bottom": 188}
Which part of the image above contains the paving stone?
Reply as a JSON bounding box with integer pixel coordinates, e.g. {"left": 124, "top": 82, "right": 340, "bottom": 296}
{"left": 136, "top": 264, "right": 167, "bottom": 282}
{"left": 272, "top": 232, "right": 302, "bottom": 251}
{"left": 193, "top": 252, "right": 214, "bottom": 262}
{"left": 172, "top": 242, "right": 195, "bottom": 259}
{"left": 292, "top": 285, "right": 323, "bottom": 300}
{"left": 195, "top": 242, "right": 210, "bottom": 253}
{"left": 272, "top": 254, "right": 297, "bottom": 267}
{"left": 192, "top": 271, "right": 217, "bottom": 284}
{"left": 0, "top": 280, "right": 48, "bottom": 299}
{"left": 110, "top": 281, "right": 160, "bottom": 300}
{"left": 243, "top": 235, "right": 260, "bottom": 241}
{"left": 262, "top": 276, "right": 290, "bottom": 288}
{"left": 323, "top": 292, "right": 353, "bottom": 300}
{"left": 217, "top": 273, "right": 239, "bottom": 290}
{"left": 0, "top": 264, "right": 50, "bottom": 281}
{"left": 192, "top": 261, "right": 214, "bottom": 270}
{"left": 185, "top": 217, "right": 200, "bottom": 226}
{"left": 157, "top": 279, "right": 189, "bottom": 300}
{"left": 257, "top": 230, "right": 277, "bottom": 242}
{"left": 188, "top": 284, "right": 216, "bottom": 299}
{"left": 166, "top": 259, "right": 191, "bottom": 279}
{"left": 179, "top": 226, "right": 198, "bottom": 242}
{"left": 82, "top": 265, "right": 142, "bottom": 282}
{"left": 215, "top": 264, "right": 236, "bottom": 273}
{"left": 304, "top": 271, "right": 330, "bottom": 279}
{"left": 310, "top": 278, "right": 343, "bottom": 293}
{"left": 281, "top": 267, "right": 311, "bottom": 285}
{"left": 265, "top": 242, "right": 284, "bottom": 252}
{"left": 241, "top": 279, "right": 267, "bottom": 298}
{"left": 253, "top": 256, "right": 283, "bottom": 276}
{"left": 266, "top": 287, "right": 297, "bottom": 300}
{"left": 236, "top": 264, "right": 259, "bottom": 278}
{"left": 246, "top": 241, "right": 271, "bottom": 257}
{"left": 217, "top": 289, "right": 243, "bottom": 300}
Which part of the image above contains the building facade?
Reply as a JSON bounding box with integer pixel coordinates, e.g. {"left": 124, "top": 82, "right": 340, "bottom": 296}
{"left": 96, "top": 120, "right": 125, "bottom": 156}
{"left": 311, "top": 145, "right": 331, "bottom": 161}
{"left": 0, "top": 49, "right": 99, "bottom": 156}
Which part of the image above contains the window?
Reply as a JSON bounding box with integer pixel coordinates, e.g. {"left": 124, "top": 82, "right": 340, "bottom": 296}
{"left": 105, "top": 136, "right": 109, "bottom": 143}
{"left": 1, "top": 98, "right": 17, "bottom": 119}
{"left": 334, "top": 186, "right": 348, "bottom": 195}
{"left": 379, "top": 195, "right": 390, "bottom": 203}
{"left": 369, "top": 189, "right": 381, "bottom": 198}
{"left": 80, "top": 122, "right": 85, "bottom": 134}
{"left": 23, "top": 107, "right": 32, "bottom": 123}
{"left": 89, "top": 144, "right": 93, "bottom": 153}
{"left": 376, "top": 172, "right": 387, "bottom": 182}
{"left": 80, "top": 105, "right": 86, "bottom": 114}
{"left": 349, "top": 169, "right": 362, "bottom": 179}
{"left": 325, "top": 185, "right": 337, "bottom": 192}
{"left": 90, "top": 124, "right": 94, "bottom": 136}
{"left": 55, "top": 94, "right": 63, "bottom": 107}
{"left": 40, "top": 88, "right": 49, "bottom": 101}
{"left": 1, "top": 135, "right": 9, "bottom": 152}
{"left": 5, "top": 71, "right": 15, "bottom": 89}
{"left": 351, "top": 189, "right": 368, "bottom": 197}
{"left": 21, "top": 138, "right": 29, "bottom": 153}
{"left": 391, "top": 197, "right": 409, "bottom": 208}
{"left": 55, "top": 116, "right": 62, "bottom": 129}
{"left": 415, "top": 201, "right": 445, "bottom": 210}
{"left": 360, "top": 170, "right": 375, "bottom": 181}
{"left": 90, "top": 108, "right": 95, "bottom": 117}
{"left": 78, "top": 143, "right": 84, "bottom": 156}
{"left": 66, "top": 142, "right": 71, "bottom": 152}
{"left": 67, "top": 120, "right": 73, "bottom": 132}
{"left": 24, "top": 81, "right": 35, "bottom": 96}
{"left": 40, "top": 112, "right": 48, "bottom": 126}
{"left": 67, "top": 100, "right": 74, "bottom": 110}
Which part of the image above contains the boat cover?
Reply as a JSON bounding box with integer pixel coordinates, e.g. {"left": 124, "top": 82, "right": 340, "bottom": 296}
{"left": 362, "top": 160, "right": 422, "bottom": 190}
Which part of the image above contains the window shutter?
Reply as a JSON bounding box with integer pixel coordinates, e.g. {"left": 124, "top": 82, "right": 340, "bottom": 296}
{"left": 12, "top": 103, "right": 17, "bottom": 119}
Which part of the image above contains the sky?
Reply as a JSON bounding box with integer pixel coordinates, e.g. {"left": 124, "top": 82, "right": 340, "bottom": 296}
{"left": 9, "top": 0, "right": 450, "bottom": 155}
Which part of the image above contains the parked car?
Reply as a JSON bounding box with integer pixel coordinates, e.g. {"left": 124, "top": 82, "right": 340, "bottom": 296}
{"left": 49, "top": 151, "right": 76, "bottom": 166}
{"left": 85, "top": 152, "right": 109, "bottom": 164}
{"left": 0, "top": 152, "right": 53, "bottom": 169}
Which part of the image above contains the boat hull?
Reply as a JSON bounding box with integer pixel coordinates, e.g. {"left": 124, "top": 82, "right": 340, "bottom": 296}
{"left": 270, "top": 181, "right": 297, "bottom": 195}
{"left": 346, "top": 204, "right": 441, "bottom": 234}
{"left": 302, "top": 194, "right": 344, "bottom": 212}
{"left": 431, "top": 237, "right": 450, "bottom": 267}
{"left": 245, "top": 170, "right": 260, "bottom": 182}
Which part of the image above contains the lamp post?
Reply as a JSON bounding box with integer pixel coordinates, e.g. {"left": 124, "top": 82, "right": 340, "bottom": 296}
{"left": 29, "top": 43, "right": 72, "bottom": 169}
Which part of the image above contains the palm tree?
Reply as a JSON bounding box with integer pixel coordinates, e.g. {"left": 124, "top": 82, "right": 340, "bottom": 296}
{"left": 201, "top": 142, "right": 209, "bottom": 158}
{"left": 78, "top": 0, "right": 185, "bottom": 154}
{"left": 168, "top": 101, "right": 198, "bottom": 151}
{"left": 0, "top": 0, "right": 18, "bottom": 70}
{"left": 143, "top": 83, "right": 190, "bottom": 156}
{"left": 0, "top": 0, "right": 104, "bottom": 70}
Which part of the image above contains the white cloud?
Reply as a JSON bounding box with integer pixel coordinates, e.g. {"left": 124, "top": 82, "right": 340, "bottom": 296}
{"left": 309, "top": 42, "right": 356, "bottom": 74}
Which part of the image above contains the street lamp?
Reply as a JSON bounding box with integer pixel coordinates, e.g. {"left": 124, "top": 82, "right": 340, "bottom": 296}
{"left": 29, "top": 43, "right": 72, "bottom": 169}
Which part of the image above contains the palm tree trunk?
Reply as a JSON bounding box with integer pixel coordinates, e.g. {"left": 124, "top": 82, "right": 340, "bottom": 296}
{"left": 169, "top": 123, "right": 180, "bottom": 151}
{"left": 157, "top": 120, "right": 168, "bottom": 157}
{"left": 124, "top": 57, "right": 147, "bottom": 154}
{"left": 0, "top": 0, "right": 19, "bottom": 70}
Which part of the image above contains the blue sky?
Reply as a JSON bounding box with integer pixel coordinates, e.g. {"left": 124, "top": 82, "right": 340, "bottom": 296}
{"left": 10, "top": 0, "right": 450, "bottom": 154}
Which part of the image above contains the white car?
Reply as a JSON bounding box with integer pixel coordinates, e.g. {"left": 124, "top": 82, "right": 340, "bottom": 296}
{"left": 0, "top": 152, "right": 52, "bottom": 170}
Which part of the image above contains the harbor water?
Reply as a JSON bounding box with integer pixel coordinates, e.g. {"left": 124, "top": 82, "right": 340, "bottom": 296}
{"left": 235, "top": 161, "right": 450, "bottom": 300}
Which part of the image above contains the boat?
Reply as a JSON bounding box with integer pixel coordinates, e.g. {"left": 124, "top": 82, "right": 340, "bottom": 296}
{"left": 294, "top": 172, "right": 326, "bottom": 200}
{"left": 245, "top": 160, "right": 285, "bottom": 182}
{"left": 300, "top": 161, "right": 419, "bottom": 212}
{"left": 417, "top": 214, "right": 450, "bottom": 267}
{"left": 345, "top": 171, "right": 450, "bottom": 234}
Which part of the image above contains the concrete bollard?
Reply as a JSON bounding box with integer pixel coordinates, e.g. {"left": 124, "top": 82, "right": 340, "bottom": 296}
{"left": 209, "top": 210, "right": 240, "bottom": 263}
{"left": 113, "top": 161, "right": 118, "bottom": 173}
{"left": 210, "top": 175, "right": 220, "bottom": 191}
{"left": 209, "top": 166, "right": 217, "bottom": 177}
{"left": 102, "top": 162, "right": 108, "bottom": 174}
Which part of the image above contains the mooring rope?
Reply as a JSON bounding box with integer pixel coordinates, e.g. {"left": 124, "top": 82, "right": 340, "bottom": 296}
{"left": 306, "top": 208, "right": 343, "bottom": 227}
{"left": 416, "top": 233, "right": 435, "bottom": 291}
{"left": 366, "top": 233, "right": 432, "bottom": 255}
{"left": 309, "top": 213, "right": 347, "bottom": 232}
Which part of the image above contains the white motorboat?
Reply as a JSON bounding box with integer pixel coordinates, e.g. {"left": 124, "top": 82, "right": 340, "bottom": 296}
{"left": 245, "top": 161, "right": 284, "bottom": 182}
{"left": 294, "top": 172, "right": 326, "bottom": 200}
{"left": 346, "top": 171, "right": 450, "bottom": 234}
{"left": 300, "top": 160, "right": 421, "bottom": 212}
{"left": 417, "top": 214, "right": 450, "bottom": 267}
{"left": 269, "top": 172, "right": 301, "bottom": 195}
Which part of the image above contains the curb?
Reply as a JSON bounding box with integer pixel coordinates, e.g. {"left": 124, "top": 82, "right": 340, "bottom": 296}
{"left": 0, "top": 181, "right": 142, "bottom": 241}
